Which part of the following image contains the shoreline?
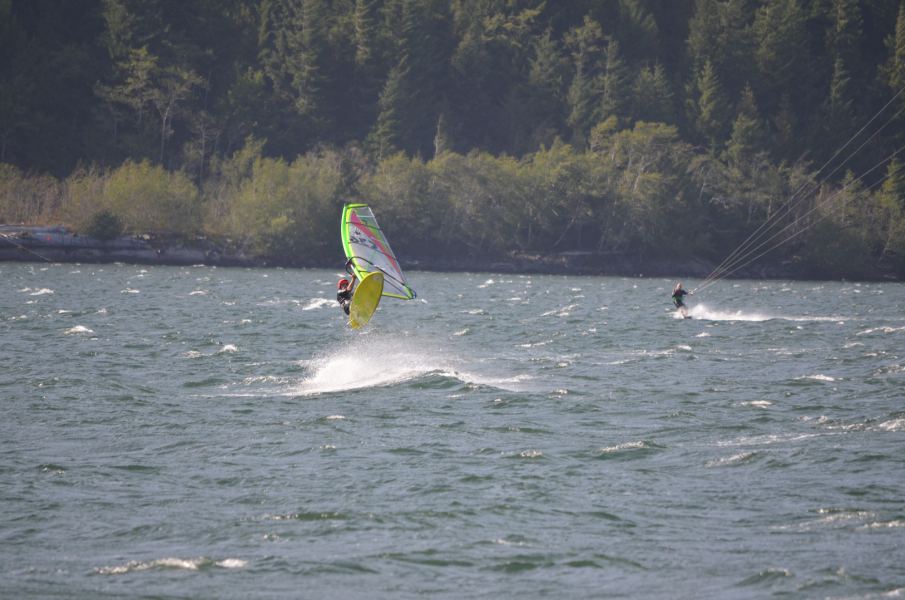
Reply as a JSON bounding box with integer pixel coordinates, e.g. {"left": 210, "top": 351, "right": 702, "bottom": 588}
{"left": 1, "top": 225, "right": 899, "bottom": 282}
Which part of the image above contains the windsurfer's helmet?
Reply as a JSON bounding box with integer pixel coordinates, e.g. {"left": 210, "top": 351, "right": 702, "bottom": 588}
{"left": 338, "top": 278, "right": 349, "bottom": 289}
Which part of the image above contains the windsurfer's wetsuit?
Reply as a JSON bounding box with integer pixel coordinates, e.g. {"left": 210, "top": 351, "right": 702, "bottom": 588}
{"left": 672, "top": 288, "right": 689, "bottom": 309}
{"left": 337, "top": 277, "right": 355, "bottom": 315}
{"left": 337, "top": 289, "right": 352, "bottom": 315}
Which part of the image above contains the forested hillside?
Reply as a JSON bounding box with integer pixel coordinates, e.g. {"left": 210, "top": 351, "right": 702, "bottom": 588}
{"left": 2, "top": 0, "right": 904, "bottom": 278}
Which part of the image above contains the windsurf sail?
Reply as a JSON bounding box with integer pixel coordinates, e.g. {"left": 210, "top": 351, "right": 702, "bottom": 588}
{"left": 341, "top": 203, "right": 416, "bottom": 300}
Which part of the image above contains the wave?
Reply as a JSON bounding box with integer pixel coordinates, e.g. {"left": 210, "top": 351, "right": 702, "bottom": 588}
{"left": 857, "top": 325, "right": 905, "bottom": 336}
{"left": 288, "top": 334, "right": 528, "bottom": 396}
{"left": 301, "top": 297, "right": 334, "bottom": 311}
{"left": 95, "top": 556, "right": 246, "bottom": 575}
{"left": 64, "top": 325, "right": 94, "bottom": 335}
{"left": 706, "top": 451, "right": 757, "bottom": 467}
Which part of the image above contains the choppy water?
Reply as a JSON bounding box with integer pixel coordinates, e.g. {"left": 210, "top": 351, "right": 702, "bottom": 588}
{"left": 2, "top": 263, "right": 904, "bottom": 599}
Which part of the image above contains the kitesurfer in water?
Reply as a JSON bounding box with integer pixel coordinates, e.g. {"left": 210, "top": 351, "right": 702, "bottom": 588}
{"left": 337, "top": 275, "right": 357, "bottom": 315}
{"left": 672, "top": 282, "right": 692, "bottom": 318}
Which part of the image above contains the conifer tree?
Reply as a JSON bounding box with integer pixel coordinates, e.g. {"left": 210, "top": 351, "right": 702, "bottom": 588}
{"left": 525, "top": 28, "right": 567, "bottom": 149}
{"left": 771, "top": 93, "right": 798, "bottom": 160}
{"left": 565, "top": 16, "right": 605, "bottom": 147}
{"left": 687, "top": 0, "right": 755, "bottom": 96}
{"left": 826, "top": 56, "right": 854, "bottom": 135}
{"left": 368, "top": 58, "right": 407, "bottom": 160}
{"left": 599, "top": 40, "right": 630, "bottom": 125}
{"left": 754, "top": 0, "right": 806, "bottom": 114}
{"left": 727, "top": 84, "right": 765, "bottom": 170}
{"left": 877, "top": 157, "right": 905, "bottom": 264}
{"left": 694, "top": 60, "right": 730, "bottom": 151}
{"left": 632, "top": 63, "right": 674, "bottom": 125}
{"left": 885, "top": 3, "right": 905, "bottom": 104}
{"left": 349, "top": 0, "right": 382, "bottom": 139}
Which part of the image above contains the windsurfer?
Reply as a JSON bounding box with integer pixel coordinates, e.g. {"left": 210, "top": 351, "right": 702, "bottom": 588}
{"left": 337, "top": 275, "right": 357, "bottom": 315}
{"left": 672, "top": 282, "right": 692, "bottom": 318}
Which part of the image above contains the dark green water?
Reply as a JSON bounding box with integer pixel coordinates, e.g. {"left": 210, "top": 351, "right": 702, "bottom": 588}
{"left": 2, "top": 263, "right": 904, "bottom": 599}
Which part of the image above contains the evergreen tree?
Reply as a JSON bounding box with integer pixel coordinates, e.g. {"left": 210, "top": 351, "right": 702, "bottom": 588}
{"left": 687, "top": 0, "right": 755, "bottom": 97}
{"left": 884, "top": 3, "right": 905, "bottom": 106}
{"left": 825, "top": 56, "right": 855, "bottom": 137}
{"left": 258, "top": 0, "right": 334, "bottom": 138}
{"left": 599, "top": 39, "right": 631, "bottom": 125}
{"left": 565, "top": 16, "right": 605, "bottom": 146}
{"left": 727, "top": 84, "right": 765, "bottom": 170}
{"left": 523, "top": 28, "right": 568, "bottom": 150}
{"left": 771, "top": 93, "right": 798, "bottom": 161}
{"left": 632, "top": 63, "right": 674, "bottom": 125}
{"left": 877, "top": 157, "right": 905, "bottom": 265}
{"left": 347, "top": 0, "right": 382, "bottom": 141}
{"left": 830, "top": 0, "right": 863, "bottom": 69}
{"left": 694, "top": 60, "right": 730, "bottom": 151}
{"left": 367, "top": 57, "right": 407, "bottom": 160}
{"left": 753, "top": 0, "right": 807, "bottom": 115}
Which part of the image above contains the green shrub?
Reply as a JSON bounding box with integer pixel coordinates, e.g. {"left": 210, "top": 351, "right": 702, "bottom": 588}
{"left": 85, "top": 209, "right": 124, "bottom": 241}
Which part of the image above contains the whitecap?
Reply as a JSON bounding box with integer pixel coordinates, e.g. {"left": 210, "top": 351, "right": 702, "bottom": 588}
{"left": 518, "top": 340, "right": 552, "bottom": 348}
{"left": 861, "top": 520, "right": 905, "bottom": 529}
{"left": 242, "top": 375, "right": 289, "bottom": 385}
{"left": 599, "top": 441, "right": 648, "bottom": 453}
{"left": 325, "top": 415, "right": 346, "bottom": 420}
{"left": 95, "top": 557, "right": 245, "bottom": 575}
{"left": 302, "top": 298, "right": 334, "bottom": 311}
{"left": 29, "top": 288, "right": 54, "bottom": 296}
{"left": 741, "top": 400, "right": 772, "bottom": 408}
{"left": 706, "top": 451, "right": 756, "bottom": 467}
{"left": 121, "top": 288, "right": 140, "bottom": 294}
{"left": 857, "top": 325, "right": 905, "bottom": 336}
{"left": 189, "top": 290, "right": 208, "bottom": 296}
{"left": 216, "top": 558, "right": 247, "bottom": 568}
{"left": 519, "top": 449, "right": 543, "bottom": 458}
{"left": 799, "top": 374, "right": 836, "bottom": 382}
{"left": 877, "top": 418, "right": 905, "bottom": 432}
{"left": 64, "top": 325, "right": 94, "bottom": 335}
{"left": 541, "top": 303, "right": 578, "bottom": 317}
{"left": 218, "top": 344, "right": 238, "bottom": 354}
{"left": 717, "top": 432, "right": 825, "bottom": 447}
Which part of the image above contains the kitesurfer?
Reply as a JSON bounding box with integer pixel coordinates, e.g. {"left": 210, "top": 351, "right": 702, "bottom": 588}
{"left": 337, "top": 275, "right": 357, "bottom": 315}
{"left": 672, "top": 282, "right": 692, "bottom": 318}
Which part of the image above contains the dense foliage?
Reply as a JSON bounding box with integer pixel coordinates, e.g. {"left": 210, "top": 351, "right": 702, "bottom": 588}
{"left": 1, "top": 0, "right": 905, "bottom": 277}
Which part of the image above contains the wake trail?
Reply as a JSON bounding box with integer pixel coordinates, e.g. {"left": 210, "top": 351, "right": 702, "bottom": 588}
{"left": 679, "top": 303, "right": 846, "bottom": 323}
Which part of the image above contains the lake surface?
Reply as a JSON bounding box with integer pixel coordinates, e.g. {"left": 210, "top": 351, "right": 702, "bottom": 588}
{"left": 2, "top": 263, "right": 904, "bottom": 599}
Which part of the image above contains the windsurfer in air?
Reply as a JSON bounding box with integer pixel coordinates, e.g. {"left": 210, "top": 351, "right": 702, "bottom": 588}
{"left": 337, "top": 274, "right": 357, "bottom": 315}
{"left": 672, "top": 282, "right": 692, "bottom": 318}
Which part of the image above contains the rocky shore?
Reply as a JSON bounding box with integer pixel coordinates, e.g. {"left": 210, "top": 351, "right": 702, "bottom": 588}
{"left": 0, "top": 225, "right": 257, "bottom": 268}
{"left": 0, "top": 225, "right": 897, "bottom": 282}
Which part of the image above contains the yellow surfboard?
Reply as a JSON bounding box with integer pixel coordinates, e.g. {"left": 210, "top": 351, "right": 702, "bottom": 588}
{"left": 349, "top": 271, "right": 384, "bottom": 329}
